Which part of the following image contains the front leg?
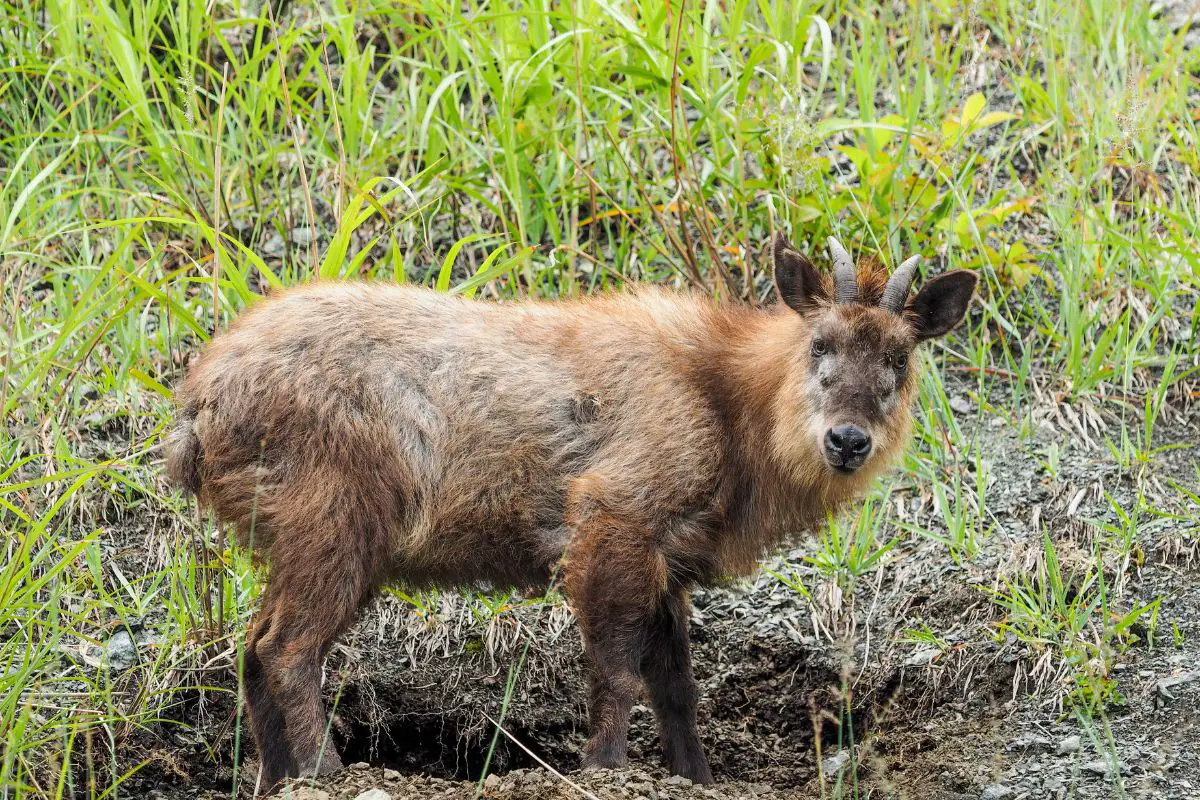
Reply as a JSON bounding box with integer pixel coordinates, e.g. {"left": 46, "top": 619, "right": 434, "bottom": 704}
{"left": 641, "top": 588, "right": 713, "bottom": 783}
{"left": 563, "top": 514, "right": 667, "bottom": 771}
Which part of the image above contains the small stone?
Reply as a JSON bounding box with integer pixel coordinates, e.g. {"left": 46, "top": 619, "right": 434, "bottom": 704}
{"left": 352, "top": 790, "right": 391, "bottom": 800}
{"left": 483, "top": 774, "right": 501, "bottom": 789}
{"left": 663, "top": 775, "right": 693, "bottom": 786}
{"left": 904, "top": 647, "right": 941, "bottom": 667}
{"left": 290, "top": 226, "right": 316, "bottom": 246}
{"left": 949, "top": 395, "right": 972, "bottom": 415}
{"left": 982, "top": 785, "right": 1014, "bottom": 800}
{"left": 822, "top": 749, "right": 851, "bottom": 776}
{"left": 382, "top": 769, "right": 401, "bottom": 781}
{"left": 348, "top": 762, "right": 370, "bottom": 770}
{"left": 279, "top": 789, "right": 329, "bottom": 800}
{"left": 104, "top": 630, "right": 141, "bottom": 671}
{"left": 262, "top": 233, "right": 285, "bottom": 257}
{"left": 1083, "top": 759, "right": 1117, "bottom": 776}
{"left": 1007, "top": 734, "right": 1052, "bottom": 752}
{"left": 1057, "top": 735, "right": 1082, "bottom": 754}
{"left": 1156, "top": 669, "right": 1200, "bottom": 700}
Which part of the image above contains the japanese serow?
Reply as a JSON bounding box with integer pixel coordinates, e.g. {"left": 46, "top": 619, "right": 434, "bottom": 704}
{"left": 165, "top": 233, "right": 976, "bottom": 789}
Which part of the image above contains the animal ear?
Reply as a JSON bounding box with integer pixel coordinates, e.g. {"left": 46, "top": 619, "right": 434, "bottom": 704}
{"left": 770, "top": 233, "right": 827, "bottom": 314}
{"left": 908, "top": 270, "right": 978, "bottom": 341}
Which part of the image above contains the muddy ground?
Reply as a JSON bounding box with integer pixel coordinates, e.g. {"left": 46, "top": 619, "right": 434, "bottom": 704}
{"left": 109, "top": 369, "right": 1200, "bottom": 800}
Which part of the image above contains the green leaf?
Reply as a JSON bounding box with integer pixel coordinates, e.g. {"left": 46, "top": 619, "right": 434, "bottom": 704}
{"left": 960, "top": 92, "right": 987, "bottom": 130}
{"left": 976, "top": 110, "right": 1018, "bottom": 128}
{"left": 453, "top": 244, "right": 535, "bottom": 298}
{"left": 128, "top": 368, "right": 172, "bottom": 400}
{"left": 436, "top": 234, "right": 496, "bottom": 293}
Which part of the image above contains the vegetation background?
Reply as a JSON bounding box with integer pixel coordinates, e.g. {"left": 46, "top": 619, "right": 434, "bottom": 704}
{"left": 2, "top": 0, "right": 1198, "bottom": 798}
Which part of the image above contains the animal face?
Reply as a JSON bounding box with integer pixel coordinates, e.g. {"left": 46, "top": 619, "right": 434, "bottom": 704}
{"left": 771, "top": 233, "right": 978, "bottom": 476}
{"left": 805, "top": 305, "right": 914, "bottom": 472}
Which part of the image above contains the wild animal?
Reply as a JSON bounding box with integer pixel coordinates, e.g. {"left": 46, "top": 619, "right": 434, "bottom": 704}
{"left": 165, "top": 233, "right": 977, "bottom": 789}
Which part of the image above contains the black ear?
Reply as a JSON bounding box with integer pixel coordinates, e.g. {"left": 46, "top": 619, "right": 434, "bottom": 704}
{"left": 771, "top": 233, "right": 827, "bottom": 314}
{"left": 908, "top": 270, "right": 978, "bottom": 341}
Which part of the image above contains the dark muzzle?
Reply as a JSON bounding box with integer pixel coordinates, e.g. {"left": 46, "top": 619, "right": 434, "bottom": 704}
{"left": 824, "top": 424, "right": 872, "bottom": 473}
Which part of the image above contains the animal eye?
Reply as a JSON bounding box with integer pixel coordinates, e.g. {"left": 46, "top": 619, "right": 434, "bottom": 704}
{"left": 811, "top": 339, "right": 828, "bottom": 357}
{"left": 892, "top": 352, "right": 908, "bottom": 369}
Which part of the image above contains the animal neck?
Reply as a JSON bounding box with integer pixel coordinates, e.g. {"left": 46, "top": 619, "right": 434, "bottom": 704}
{"left": 696, "top": 310, "right": 821, "bottom": 526}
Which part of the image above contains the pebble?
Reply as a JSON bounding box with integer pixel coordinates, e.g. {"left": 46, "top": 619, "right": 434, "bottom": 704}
{"left": 1082, "top": 759, "right": 1116, "bottom": 777}
{"left": 981, "top": 785, "right": 1014, "bottom": 800}
{"left": 949, "top": 395, "right": 973, "bottom": 415}
{"left": 1057, "top": 734, "right": 1082, "bottom": 754}
{"left": 352, "top": 790, "right": 392, "bottom": 800}
{"left": 290, "top": 226, "right": 316, "bottom": 246}
{"left": 104, "top": 630, "right": 141, "bottom": 671}
{"left": 262, "top": 233, "right": 285, "bottom": 256}
{"left": 1156, "top": 669, "right": 1200, "bottom": 700}
{"left": 663, "top": 775, "right": 693, "bottom": 786}
{"left": 1007, "top": 734, "right": 1052, "bottom": 751}
{"left": 279, "top": 789, "right": 329, "bottom": 800}
{"left": 904, "top": 647, "right": 942, "bottom": 667}
{"left": 382, "top": 769, "right": 401, "bottom": 781}
{"left": 821, "top": 749, "right": 851, "bottom": 776}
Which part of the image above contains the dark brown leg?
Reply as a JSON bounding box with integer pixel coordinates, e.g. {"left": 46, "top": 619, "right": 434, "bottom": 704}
{"left": 253, "top": 564, "right": 368, "bottom": 780}
{"left": 563, "top": 516, "right": 666, "bottom": 771}
{"left": 248, "top": 482, "right": 387, "bottom": 789}
{"left": 244, "top": 612, "right": 297, "bottom": 788}
{"left": 640, "top": 589, "right": 713, "bottom": 784}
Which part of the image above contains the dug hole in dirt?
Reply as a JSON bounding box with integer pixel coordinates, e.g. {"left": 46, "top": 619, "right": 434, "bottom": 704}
{"left": 272, "top": 582, "right": 897, "bottom": 800}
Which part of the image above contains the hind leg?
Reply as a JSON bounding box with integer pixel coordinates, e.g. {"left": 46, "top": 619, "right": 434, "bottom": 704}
{"left": 248, "top": 478, "right": 387, "bottom": 788}
{"left": 244, "top": 611, "right": 297, "bottom": 788}
{"left": 253, "top": 557, "right": 372, "bottom": 781}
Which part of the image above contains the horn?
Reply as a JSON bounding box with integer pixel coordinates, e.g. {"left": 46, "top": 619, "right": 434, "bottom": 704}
{"left": 826, "top": 237, "right": 858, "bottom": 304}
{"left": 880, "top": 254, "right": 921, "bottom": 314}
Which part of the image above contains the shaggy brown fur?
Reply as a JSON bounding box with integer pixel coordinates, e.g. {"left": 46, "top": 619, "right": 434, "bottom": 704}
{"left": 165, "top": 233, "right": 976, "bottom": 790}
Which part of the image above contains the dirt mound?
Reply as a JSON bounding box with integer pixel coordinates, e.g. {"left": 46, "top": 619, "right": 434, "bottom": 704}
{"left": 279, "top": 763, "right": 792, "bottom": 800}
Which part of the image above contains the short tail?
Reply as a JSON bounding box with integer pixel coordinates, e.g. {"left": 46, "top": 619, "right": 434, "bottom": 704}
{"left": 164, "top": 409, "right": 203, "bottom": 495}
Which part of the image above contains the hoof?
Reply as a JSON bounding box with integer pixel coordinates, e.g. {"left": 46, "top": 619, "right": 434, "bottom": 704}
{"left": 297, "top": 749, "right": 343, "bottom": 778}
{"left": 580, "top": 753, "right": 629, "bottom": 772}
{"left": 680, "top": 765, "right": 715, "bottom": 785}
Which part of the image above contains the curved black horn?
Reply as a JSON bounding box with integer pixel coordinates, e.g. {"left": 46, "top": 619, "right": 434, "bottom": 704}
{"left": 880, "top": 255, "right": 921, "bottom": 314}
{"left": 827, "top": 237, "right": 858, "bottom": 304}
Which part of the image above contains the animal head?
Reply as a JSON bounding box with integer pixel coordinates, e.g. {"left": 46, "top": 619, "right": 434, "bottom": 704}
{"left": 768, "top": 232, "right": 977, "bottom": 480}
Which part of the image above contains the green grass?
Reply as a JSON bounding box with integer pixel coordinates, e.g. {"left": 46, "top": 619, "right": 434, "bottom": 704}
{"left": 3, "top": 0, "right": 1198, "bottom": 796}
{"left": 988, "top": 531, "right": 1161, "bottom": 713}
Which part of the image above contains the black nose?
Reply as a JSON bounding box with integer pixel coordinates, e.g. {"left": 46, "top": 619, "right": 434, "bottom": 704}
{"left": 824, "top": 424, "right": 872, "bottom": 471}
